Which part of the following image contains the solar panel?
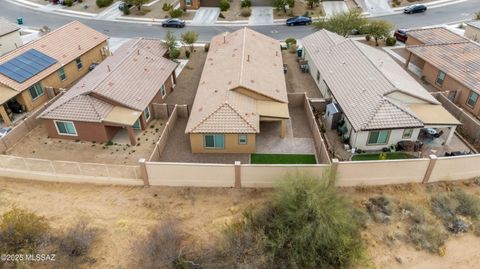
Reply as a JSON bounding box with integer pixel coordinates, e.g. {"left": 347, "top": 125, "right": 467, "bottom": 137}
{"left": 0, "top": 49, "right": 57, "bottom": 83}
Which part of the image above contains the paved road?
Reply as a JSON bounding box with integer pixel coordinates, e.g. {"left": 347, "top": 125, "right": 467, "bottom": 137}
{"left": 0, "top": 0, "right": 477, "bottom": 41}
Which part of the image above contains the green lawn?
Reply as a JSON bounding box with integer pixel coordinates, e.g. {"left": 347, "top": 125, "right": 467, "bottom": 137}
{"left": 351, "top": 152, "right": 416, "bottom": 161}
{"left": 251, "top": 154, "right": 317, "bottom": 164}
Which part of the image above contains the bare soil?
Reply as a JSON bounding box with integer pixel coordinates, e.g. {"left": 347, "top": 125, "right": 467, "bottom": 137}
{"left": 66, "top": 0, "right": 118, "bottom": 14}
{"left": 273, "top": 0, "right": 324, "bottom": 19}
{"left": 282, "top": 50, "right": 322, "bottom": 98}
{"left": 127, "top": 1, "right": 195, "bottom": 20}
{"left": 218, "top": 0, "right": 249, "bottom": 21}
{"left": 389, "top": 0, "right": 436, "bottom": 8}
{"left": 5, "top": 120, "right": 166, "bottom": 165}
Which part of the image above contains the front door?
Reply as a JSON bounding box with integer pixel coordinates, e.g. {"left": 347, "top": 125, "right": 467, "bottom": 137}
{"left": 133, "top": 119, "right": 141, "bottom": 129}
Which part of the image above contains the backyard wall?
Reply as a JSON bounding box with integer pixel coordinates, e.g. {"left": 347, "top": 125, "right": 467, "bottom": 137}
{"left": 149, "top": 105, "right": 179, "bottom": 162}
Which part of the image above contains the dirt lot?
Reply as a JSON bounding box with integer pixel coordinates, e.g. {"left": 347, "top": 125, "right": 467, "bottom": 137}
{"left": 0, "top": 179, "right": 479, "bottom": 268}
{"left": 274, "top": 0, "right": 324, "bottom": 19}
{"left": 218, "top": 0, "right": 249, "bottom": 21}
{"left": 5, "top": 119, "right": 166, "bottom": 165}
{"left": 283, "top": 50, "right": 322, "bottom": 98}
{"left": 126, "top": 1, "right": 195, "bottom": 20}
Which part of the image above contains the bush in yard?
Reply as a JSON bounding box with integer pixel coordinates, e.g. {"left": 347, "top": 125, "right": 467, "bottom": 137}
{"left": 58, "top": 219, "right": 97, "bottom": 264}
{"left": 0, "top": 207, "right": 50, "bottom": 254}
{"left": 181, "top": 30, "right": 199, "bottom": 52}
{"left": 306, "top": 0, "right": 319, "bottom": 9}
{"left": 65, "top": 0, "right": 73, "bottom": 7}
{"left": 314, "top": 9, "right": 367, "bottom": 37}
{"left": 169, "top": 8, "right": 184, "bottom": 18}
{"left": 285, "top": 37, "right": 296, "bottom": 45}
{"left": 385, "top": 36, "right": 397, "bottom": 46}
{"left": 123, "top": 7, "right": 130, "bottom": 15}
{"left": 169, "top": 47, "right": 180, "bottom": 59}
{"left": 241, "top": 0, "right": 251, "bottom": 8}
{"left": 162, "top": 3, "right": 173, "bottom": 11}
{"left": 224, "top": 172, "right": 366, "bottom": 268}
{"left": 408, "top": 223, "right": 448, "bottom": 253}
{"left": 219, "top": 0, "right": 230, "bottom": 12}
{"left": 240, "top": 7, "right": 251, "bottom": 17}
{"left": 452, "top": 189, "right": 480, "bottom": 218}
{"left": 364, "top": 19, "right": 393, "bottom": 46}
{"left": 96, "top": 0, "right": 112, "bottom": 8}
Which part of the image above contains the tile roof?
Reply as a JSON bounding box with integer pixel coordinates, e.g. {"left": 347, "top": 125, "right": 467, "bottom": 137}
{"left": 0, "top": 21, "right": 108, "bottom": 92}
{"left": 407, "top": 27, "right": 468, "bottom": 45}
{"left": 39, "top": 38, "right": 177, "bottom": 123}
{"left": 302, "top": 30, "right": 442, "bottom": 131}
{"left": 406, "top": 27, "right": 480, "bottom": 94}
{"left": 0, "top": 17, "right": 20, "bottom": 37}
{"left": 186, "top": 28, "right": 287, "bottom": 134}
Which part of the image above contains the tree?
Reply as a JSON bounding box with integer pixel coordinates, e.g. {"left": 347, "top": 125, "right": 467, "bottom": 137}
{"left": 306, "top": 0, "right": 319, "bottom": 9}
{"left": 125, "top": 0, "right": 148, "bottom": 11}
{"left": 164, "top": 31, "right": 179, "bottom": 59}
{"left": 314, "top": 9, "right": 367, "bottom": 37}
{"left": 273, "top": 0, "right": 294, "bottom": 11}
{"left": 364, "top": 19, "right": 393, "bottom": 46}
{"left": 181, "top": 31, "right": 198, "bottom": 53}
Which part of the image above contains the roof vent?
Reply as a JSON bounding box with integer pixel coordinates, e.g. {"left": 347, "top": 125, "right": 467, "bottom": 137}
{"left": 199, "top": 107, "right": 203, "bottom": 112}
{"left": 107, "top": 65, "right": 111, "bottom": 72}
{"left": 275, "top": 89, "right": 280, "bottom": 93}
{"left": 250, "top": 79, "right": 255, "bottom": 83}
{"left": 214, "top": 89, "right": 218, "bottom": 93}
{"left": 247, "top": 54, "right": 250, "bottom": 62}
{"left": 78, "top": 45, "right": 81, "bottom": 50}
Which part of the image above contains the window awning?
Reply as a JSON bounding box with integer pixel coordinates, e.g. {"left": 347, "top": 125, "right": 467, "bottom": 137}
{"left": 103, "top": 106, "right": 142, "bottom": 126}
{"left": 408, "top": 104, "right": 461, "bottom": 126}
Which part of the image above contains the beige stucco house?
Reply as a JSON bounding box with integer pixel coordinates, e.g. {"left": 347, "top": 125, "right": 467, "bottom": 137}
{"left": 185, "top": 28, "right": 289, "bottom": 153}
{"left": 465, "top": 21, "right": 480, "bottom": 41}
{"left": 0, "top": 18, "right": 22, "bottom": 56}
{"left": 0, "top": 21, "right": 109, "bottom": 127}
{"left": 302, "top": 30, "right": 460, "bottom": 151}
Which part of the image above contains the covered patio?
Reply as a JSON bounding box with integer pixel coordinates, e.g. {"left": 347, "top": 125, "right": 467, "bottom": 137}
{"left": 103, "top": 106, "right": 142, "bottom": 145}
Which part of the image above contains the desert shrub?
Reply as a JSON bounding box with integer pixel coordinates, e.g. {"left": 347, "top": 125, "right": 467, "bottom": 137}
{"left": 365, "top": 196, "right": 395, "bottom": 224}
{"left": 0, "top": 207, "right": 50, "bottom": 253}
{"left": 169, "top": 8, "right": 184, "bottom": 18}
{"left": 365, "top": 34, "right": 371, "bottom": 41}
{"left": 132, "top": 220, "right": 189, "bottom": 269}
{"left": 169, "top": 47, "right": 180, "bottom": 59}
{"left": 96, "top": 0, "right": 112, "bottom": 8}
{"left": 225, "top": 173, "right": 366, "bottom": 268}
{"left": 204, "top": 43, "right": 210, "bottom": 52}
{"left": 240, "top": 7, "right": 251, "bottom": 17}
{"left": 352, "top": 208, "right": 369, "bottom": 229}
{"left": 241, "top": 0, "right": 251, "bottom": 7}
{"left": 123, "top": 7, "right": 130, "bottom": 15}
{"left": 408, "top": 223, "right": 448, "bottom": 253}
{"left": 401, "top": 203, "right": 428, "bottom": 224}
{"left": 474, "top": 220, "right": 480, "bottom": 236}
{"left": 65, "top": 0, "right": 73, "bottom": 6}
{"left": 452, "top": 189, "right": 480, "bottom": 218}
{"left": 285, "top": 37, "right": 296, "bottom": 45}
{"left": 220, "top": 0, "right": 230, "bottom": 11}
{"left": 162, "top": 3, "right": 173, "bottom": 11}
{"left": 385, "top": 36, "right": 397, "bottom": 46}
{"left": 430, "top": 193, "right": 459, "bottom": 222}
{"left": 474, "top": 177, "right": 480, "bottom": 186}
{"left": 447, "top": 217, "right": 470, "bottom": 234}
{"left": 59, "top": 220, "right": 96, "bottom": 258}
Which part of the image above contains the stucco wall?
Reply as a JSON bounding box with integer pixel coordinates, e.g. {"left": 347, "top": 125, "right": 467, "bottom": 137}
{"left": 430, "top": 154, "right": 480, "bottom": 182}
{"left": 190, "top": 133, "right": 256, "bottom": 153}
{"left": 43, "top": 119, "right": 120, "bottom": 142}
{"left": 304, "top": 49, "right": 330, "bottom": 98}
{"left": 351, "top": 128, "right": 421, "bottom": 151}
{"left": 0, "top": 31, "right": 22, "bottom": 55}
{"left": 465, "top": 25, "right": 480, "bottom": 41}
{"left": 180, "top": 0, "right": 200, "bottom": 9}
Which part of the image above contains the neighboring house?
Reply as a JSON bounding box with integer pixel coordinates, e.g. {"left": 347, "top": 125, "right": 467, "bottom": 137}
{"left": 38, "top": 38, "right": 177, "bottom": 145}
{"left": 0, "top": 21, "right": 109, "bottom": 127}
{"left": 405, "top": 27, "right": 480, "bottom": 119}
{"left": 302, "top": 30, "right": 460, "bottom": 151}
{"left": 180, "top": 0, "right": 219, "bottom": 9}
{"left": 465, "top": 21, "right": 480, "bottom": 41}
{"left": 0, "top": 18, "right": 22, "bottom": 55}
{"left": 185, "top": 28, "right": 289, "bottom": 153}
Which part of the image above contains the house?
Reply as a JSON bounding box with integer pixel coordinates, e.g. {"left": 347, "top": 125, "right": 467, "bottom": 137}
{"left": 185, "top": 28, "right": 289, "bottom": 153}
{"left": 301, "top": 30, "right": 460, "bottom": 151}
{"left": 465, "top": 21, "right": 480, "bottom": 41}
{"left": 0, "top": 21, "right": 109, "bottom": 127}
{"left": 180, "top": 0, "right": 218, "bottom": 9}
{"left": 0, "top": 18, "right": 22, "bottom": 55}
{"left": 38, "top": 38, "right": 177, "bottom": 145}
{"left": 405, "top": 27, "right": 480, "bottom": 119}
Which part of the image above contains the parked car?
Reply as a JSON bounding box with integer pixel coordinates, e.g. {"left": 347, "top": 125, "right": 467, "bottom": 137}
{"left": 286, "top": 16, "right": 312, "bottom": 26}
{"left": 394, "top": 29, "right": 408, "bottom": 42}
{"left": 162, "top": 19, "right": 186, "bottom": 28}
{"left": 404, "top": 4, "right": 427, "bottom": 14}
{"left": 118, "top": 2, "right": 133, "bottom": 11}
{"left": 0, "top": 127, "right": 12, "bottom": 138}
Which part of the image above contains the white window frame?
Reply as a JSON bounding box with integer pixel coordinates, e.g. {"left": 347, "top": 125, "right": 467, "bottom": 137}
{"left": 144, "top": 106, "right": 151, "bottom": 121}
{"left": 28, "top": 83, "right": 44, "bottom": 101}
{"left": 402, "top": 128, "right": 413, "bottom": 139}
{"left": 238, "top": 134, "right": 247, "bottom": 145}
{"left": 54, "top": 120, "right": 78, "bottom": 136}
{"left": 435, "top": 70, "right": 446, "bottom": 86}
{"left": 367, "top": 130, "right": 390, "bottom": 145}
{"left": 467, "top": 91, "right": 479, "bottom": 108}
{"left": 160, "top": 84, "right": 167, "bottom": 99}
{"left": 58, "top": 67, "right": 67, "bottom": 81}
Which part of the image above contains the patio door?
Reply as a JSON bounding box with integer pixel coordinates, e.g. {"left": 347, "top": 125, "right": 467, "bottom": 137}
{"left": 133, "top": 119, "right": 141, "bottom": 129}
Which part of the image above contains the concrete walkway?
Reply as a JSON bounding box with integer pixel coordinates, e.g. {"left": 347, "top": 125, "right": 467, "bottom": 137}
{"left": 322, "top": 1, "right": 348, "bottom": 17}
{"left": 95, "top": 1, "right": 122, "bottom": 20}
{"left": 191, "top": 8, "right": 220, "bottom": 25}
{"left": 249, "top": 7, "right": 273, "bottom": 25}
{"left": 357, "top": 0, "right": 393, "bottom": 16}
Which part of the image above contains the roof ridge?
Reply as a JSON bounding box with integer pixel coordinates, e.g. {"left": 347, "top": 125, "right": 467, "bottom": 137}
{"left": 85, "top": 95, "right": 105, "bottom": 121}
{"left": 360, "top": 97, "right": 387, "bottom": 130}
{"left": 407, "top": 40, "right": 471, "bottom": 49}
{"left": 383, "top": 97, "right": 423, "bottom": 124}
{"left": 224, "top": 101, "right": 257, "bottom": 132}
{"left": 238, "top": 28, "right": 247, "bottom": 88}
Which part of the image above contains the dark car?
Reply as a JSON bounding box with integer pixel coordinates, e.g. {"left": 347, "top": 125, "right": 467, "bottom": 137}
{"left": 404, "top": 4, "right": 427, "bottom": 14}
{"left": 394, "top": 29, "right": 408, "bottom": 42}
{"left": 286, "top": 16, "right": 312, "bottom": 26}
{"left": 162, "top": 18, "right": 186, "bottom": 28}
{"left": 118, "top": 2, "right": 132, "bottom": 11}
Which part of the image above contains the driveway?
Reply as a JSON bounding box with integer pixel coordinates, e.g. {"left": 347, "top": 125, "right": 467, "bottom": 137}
{"left": 191, "top": 8, "right": 220, "bottom": 25}
{"left": 249, "top": 7, "right": 273, "bottom": 25}
{"left": 322, "top": 1, "right": 348, "bottom": 17}
{"left": 356, "top": 0, "right": 393, "bottom": 15}
{"left": 95, "top": 1, "right": 122, "bottom": 20}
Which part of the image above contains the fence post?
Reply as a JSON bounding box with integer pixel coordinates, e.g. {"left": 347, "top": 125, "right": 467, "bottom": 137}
{"left": 330, "top": 158, "right": 339, "bottom": 184}
{"left": 423, "top": 155, "right": 438, "bottom": 184}
{"left": 234, "top": 161, "right": 241, "bottom": 188}
{"left": 138, "top": 158, "right": 150, "bottom": 187}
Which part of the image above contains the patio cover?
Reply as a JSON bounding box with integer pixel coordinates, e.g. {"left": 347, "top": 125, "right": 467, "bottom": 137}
{"left": 103, "top": 106, "right": 141, "bottom": 126}
{"left": 256, "top": 101, "right": 290, "bottom": 119}
{"left": 408, "top": 104, "right": 461, "bottom": 126}
{"left": 0, "top": 87, "right": 19, "bottom": 104}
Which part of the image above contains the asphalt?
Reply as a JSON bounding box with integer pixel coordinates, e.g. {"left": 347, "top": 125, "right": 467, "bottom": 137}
{"left": 0, "top": 0, "right": 477, "bottom": 41}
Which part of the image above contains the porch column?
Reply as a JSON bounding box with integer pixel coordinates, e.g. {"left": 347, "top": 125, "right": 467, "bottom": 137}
{"left": 444, "top": 126, "right": 456, "bottom": 146}
{"left": 280, "top": 119, "right": 287, "bottom": 138}
{"left": 127, "top": 126, "right": 137, "bottom": 146}
{"left": 0, "top": 105, "right": 11, "bottom": 126}
{"left": 405, "top": 51, "right": 412, "bottom": 69}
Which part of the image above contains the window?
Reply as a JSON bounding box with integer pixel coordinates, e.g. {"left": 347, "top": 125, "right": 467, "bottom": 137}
{"left": 133, "top": 119, "right": 141, "bottom": 129}
{"left": 367, "top": 130, "right": 390, "bottom": 145}
{"left": 316, "top": 70, "right": 320, "bottom": 82}
{"left": 204, "top": 134, "right": 224, "bottom": 149}
{"left": 144, "top": 106, "right": 151, "bottom": 121}
{"left": 58, "top": 67, "right": 67, "bottom": 81}
{"left": 238, "top": 134, "right": 247, "bottom": 145}
{"left": 185, "top": 0, "right": 192, "bottom": 5}
{"left": 75, "top": 57, "right": 83, "bottom": 70}
{"left": 467, "top": 91, "right": 479, "bottom": 108}
{"left": 402, "top": 128, "right": 413, "bottom": 139}
{"left": 28, "top": 83, "right": 44, "bottom": 100}
{"left": 55, "top": 121, "right": 77, "bottom": 136}
{"left": 435, "top": 70, "right": 446, "bottom": 86}
{"left": 160, "top": 84, "right": 166, "bottom": 98}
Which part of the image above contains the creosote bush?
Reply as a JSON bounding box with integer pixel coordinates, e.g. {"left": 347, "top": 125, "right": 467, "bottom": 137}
{"left": 59, "top": 219, "right": 97, "bottom": 258}
{"left": 96, "top": 0, "right": 113, "bottom": 8}
{"left": 365, "top": 196, "right": 395, "bottom": 224}
{"left": 219, "top": 0, "right": 230, "bottom": 12}
{"left": 169, "top": 8, "right": 184, "bottom": 18}
{"left": 408, "top": 223, "right": 448, "bottom": 253}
